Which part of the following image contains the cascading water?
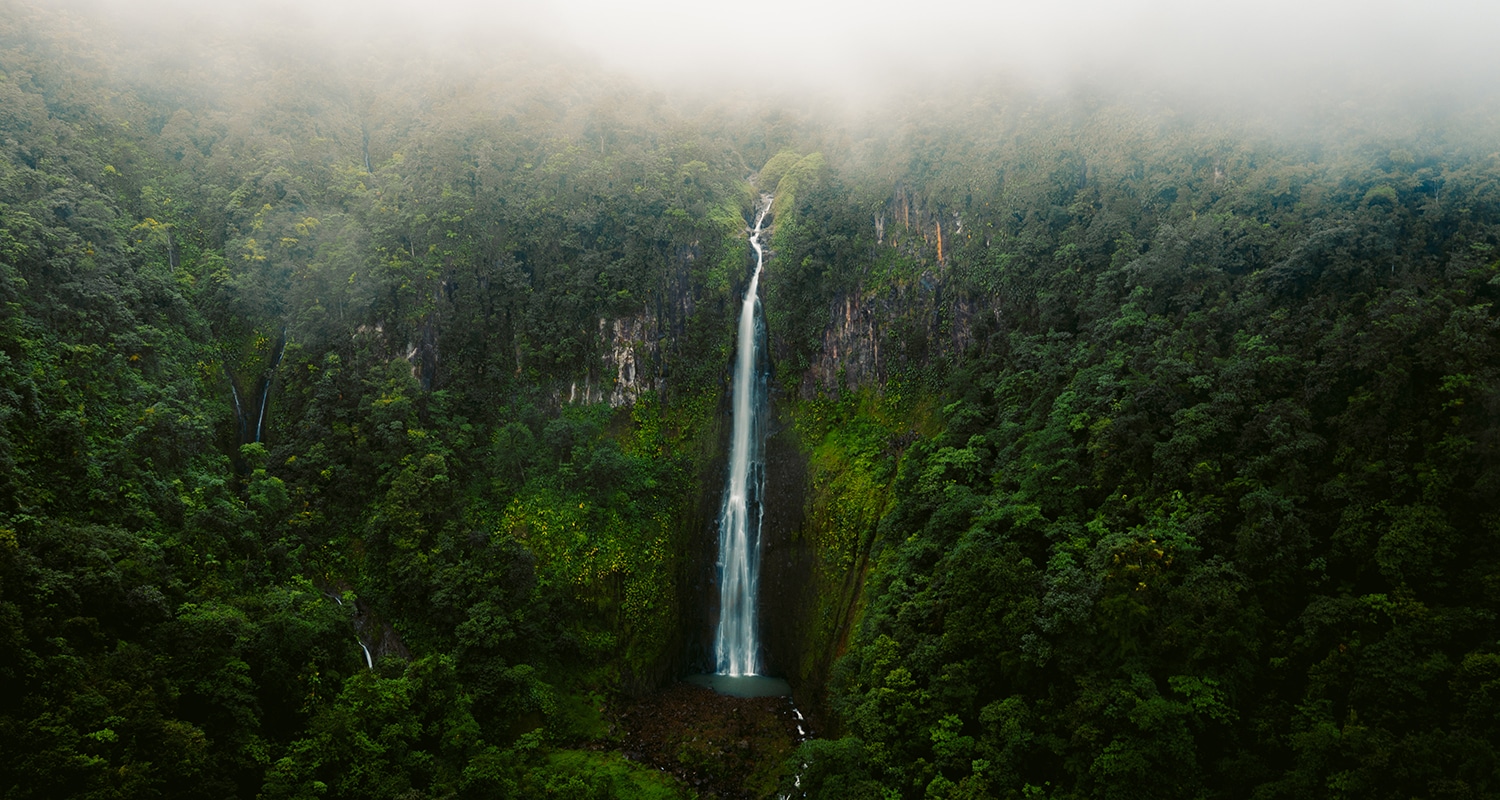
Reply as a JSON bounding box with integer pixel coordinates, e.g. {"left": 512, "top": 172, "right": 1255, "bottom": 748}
{"left": 329, "top": 591, "right": 375, "bottom": 671}
{"left": 227, "top": 371, "right": 246, "bottom": 443}
{"left": 255, "top": 382, "right": 270, "bottom": 442}
{"left": 714, "top": 196, "right": 773, "bottom": 678}
{"left": 254, "top": 331, "right": 286, "bottom": 443}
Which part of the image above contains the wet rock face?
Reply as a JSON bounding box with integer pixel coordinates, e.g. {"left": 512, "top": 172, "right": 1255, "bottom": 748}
{"left": 591, "top": 239, "right": 713, "bottom": 408}
{"left": 685, "top": 383, "right": 810, "bottom": 686}
{"left": 552, "top": 312, "right": 659, "bottom": 408}
{"left": 605, "top": 314, "right": 651, "bottom": 407}
{"left": 409, "top": 315, "right": 439, "bottom": 391}
{"left": 801, "top": 282, "right": 976, "bottom": 397}
{"left": 756, "top": 408, "right": 811, "bottom": 683}
{"left": 808, "top": 292, "right": 883, "bottom": 390}
{"left": 681, "top": 387, "right": 731, "bottom": 678}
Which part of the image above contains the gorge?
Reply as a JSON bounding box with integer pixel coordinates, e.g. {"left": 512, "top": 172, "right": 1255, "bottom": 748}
{"left": 1, "top": 3, "right": 1499, "bottom": 799}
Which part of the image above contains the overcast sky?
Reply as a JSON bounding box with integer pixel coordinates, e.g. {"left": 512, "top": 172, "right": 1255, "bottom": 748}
{"left": 71, "top": 0, "right": 1500, "bottom": 100}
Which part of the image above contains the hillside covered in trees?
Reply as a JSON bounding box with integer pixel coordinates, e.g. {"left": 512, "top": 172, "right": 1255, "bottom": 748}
{"left": 2, "top": 2, "right": 1499, "bottom": 798}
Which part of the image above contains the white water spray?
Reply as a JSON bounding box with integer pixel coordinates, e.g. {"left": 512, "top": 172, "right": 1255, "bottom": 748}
{"left": 255, "top": 384, "right": 270, "bottom": 442}
{"left": 229, "top": 380, "right": 243, "bottom": 420}
{"left": 715, "top": 196, "right": 772, "bottom": 677}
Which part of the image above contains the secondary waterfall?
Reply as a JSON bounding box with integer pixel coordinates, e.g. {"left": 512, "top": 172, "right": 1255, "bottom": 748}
{"left": 227, "top": 370, "right": 246, "bottom": 443}
{"left": 254, "top": 332, "right": 286, "bottom": 443}
{"left": 715, "top": 196, "right": 772, "bottom": 677}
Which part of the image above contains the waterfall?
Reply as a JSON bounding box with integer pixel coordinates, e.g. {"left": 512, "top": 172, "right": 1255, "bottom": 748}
{"left": 254, "top": 331, "right": 287, "bottom": 443}
{"left": 330, "top": 592, "right": 375, "bottom": 671}
{"left": 227, "top": 372, "right": 245, "bottom": 442}
{"left": 255, "top": 382, "right": 270, "bottom": 442}
{"left": 715, "top": 196, "right": 772, "bottom": 677}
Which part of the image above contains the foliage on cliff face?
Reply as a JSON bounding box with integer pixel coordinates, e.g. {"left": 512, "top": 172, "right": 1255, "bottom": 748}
{"left": 0, "top": 5, "right": 741, "bottom": 796}
{"left": 779, "top": 100, "right": 1500, "bottom": 800}
{"left": 3, "top": 2, "right": 1500, "bottom": 798}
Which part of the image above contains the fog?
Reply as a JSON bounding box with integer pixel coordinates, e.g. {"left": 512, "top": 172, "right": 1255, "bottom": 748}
{"left": 537, "top": 0, "right": 1500, "bottom": 97}
{"left": 37, "top": 0, "right": 1500, "bottom": 111}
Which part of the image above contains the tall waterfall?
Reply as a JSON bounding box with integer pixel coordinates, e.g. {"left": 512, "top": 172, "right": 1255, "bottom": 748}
{"left": 715, "top": 196, "right": 773, "bottom": 677}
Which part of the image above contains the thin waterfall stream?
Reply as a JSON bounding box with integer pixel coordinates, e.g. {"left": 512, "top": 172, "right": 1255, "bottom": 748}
{"left": 227, "top": 370, "right": 246, "bottom": 443}
{"left": 715, "top": 195, "right": 772, "bottom": 678}
{"left": 254, "top": 331, "right": 286, "bottom": 443}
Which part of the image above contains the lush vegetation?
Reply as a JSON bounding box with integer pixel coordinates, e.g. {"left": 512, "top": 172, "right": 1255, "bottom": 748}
{"left": 775, "top": 103, "right": 1500, "bottom": 799}
{"left": 0, "top": 4, "right": 737, "bottom": 797}
{"left": 2, "top": 2, "right": 1498, "bottom": 798}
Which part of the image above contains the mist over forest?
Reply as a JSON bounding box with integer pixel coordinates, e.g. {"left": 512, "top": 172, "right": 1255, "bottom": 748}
{"left": 2, "top": 0, "right": 1499, "bottom": 798}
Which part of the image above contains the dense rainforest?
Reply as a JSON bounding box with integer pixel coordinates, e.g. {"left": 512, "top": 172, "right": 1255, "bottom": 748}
{"left": 2, "top": 2, "right": 1499, "bottom": 798}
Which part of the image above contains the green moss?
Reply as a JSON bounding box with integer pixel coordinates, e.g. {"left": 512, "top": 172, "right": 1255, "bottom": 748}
{"left": 541, "top": 750, "right": 695, "bottom": 799}
{"left": 703, "top": 199, "right": 749, "bottom": 298}
{"left": 757, "top": 150, "right": 803, "bottom": 193}
{"left": 771, "top": 152, "right": 825, "bottom": 219}
{"left": 784, "top": 389, "right": 938, "bottom": 686}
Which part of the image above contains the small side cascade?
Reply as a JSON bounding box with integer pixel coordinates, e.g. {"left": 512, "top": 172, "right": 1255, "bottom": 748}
{"left": 327, "top": 591, "right": 375, "bottom": 671}
{"left": 254, "top": 330, "right": 287, "bottom": 443}
{"left": 226, "top": 367, "right": 247, "bottom": 443}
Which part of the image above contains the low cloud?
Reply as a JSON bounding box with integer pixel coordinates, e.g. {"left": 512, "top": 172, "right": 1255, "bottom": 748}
{"left": 43, "top": 0, "right": 1500, "bottom": 106}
